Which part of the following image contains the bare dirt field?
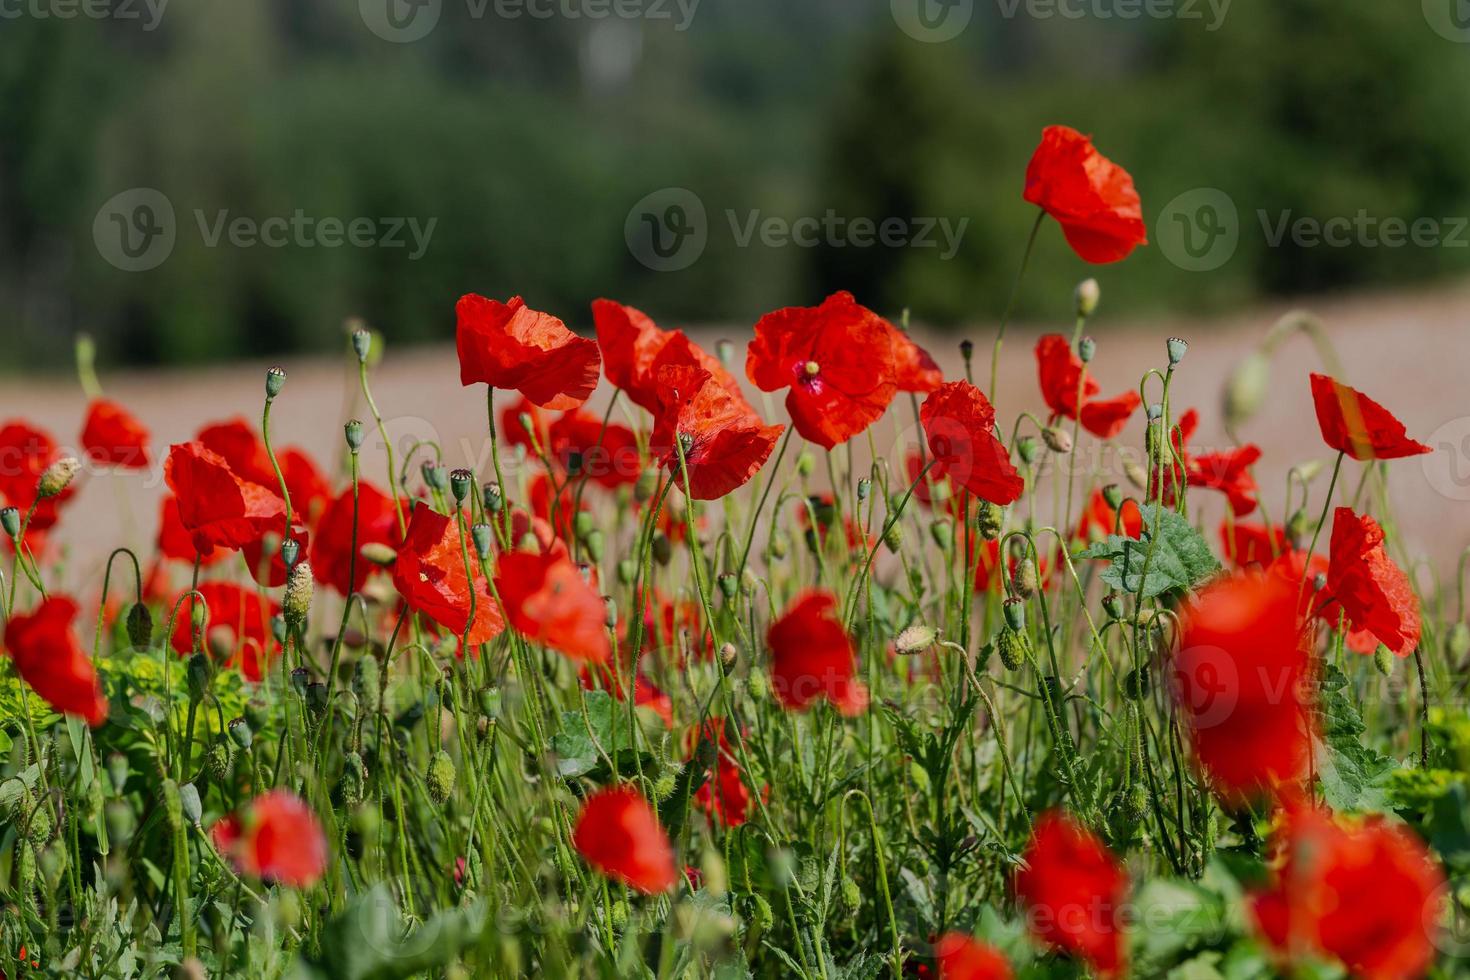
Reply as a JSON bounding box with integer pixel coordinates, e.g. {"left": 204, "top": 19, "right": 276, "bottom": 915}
{"left": 8, "top": 282, "right": 1470, "bottom": 595}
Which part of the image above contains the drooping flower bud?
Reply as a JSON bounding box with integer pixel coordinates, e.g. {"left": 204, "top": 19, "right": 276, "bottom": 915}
{"left": 1123, "top": 667, "right": 1149, "bottom": 701}
{"left": 290, "top": 667, "right": 310, "bottom": 696}
{"left": 616, "top": 559, "right": 637, "bottom": 585}
{"left": 1123, "top": 458, "right": 1148, "bottom": 490}
{"left": 126, "top": 602, "right": 153, "bottom": 650}
{"left": 186, "top": 653, "right": 214, "bottom": 704}
{"left": 996, "top": 624, "right": 1030, "bottom": 671}
{"left": 651, "top": 532, "right": 672, "bottom": 567}
{"left": 353, "top": 657, "right": 381, "bottom": 715}
{"left": 975, "top": 501, "right": 1003, "bottom": 541}
{"left": 1374, "top": 645, "right": 1394, "bottom": 677}
{"left": 634, "top": 467, "right": 659, "bottom": 502}
{"left": 422, "top": 463, "right": 448, "bottom": 493}
{"left": 1012, "top": 558, "right": 1038, "bottom": 599}
{"left": 929, "top": 520, "right": 953, "bottom": 552}
{"left": 37, "top": 457, "right": 80, "bottom": 498}
{"left": 1016, "top": 435, "right": 1039, "bottom": 466}
{"left": 895, "top": 624, "right": 938, "bottom": 656}
{"left": 1074, "top": 278, "right": 1100, "bottom": 319}
{"left": 1041, "top": 427, "right": 1073, "bottom": 454}
{"left": 1224, "top": 351, "right": 1270, "bottom": 429}
{"left": 1101, "top": 483, "right": 1124, "bottom": 511}
{"left": 1448, "top": 622, "right": 1470, "bottom": 661}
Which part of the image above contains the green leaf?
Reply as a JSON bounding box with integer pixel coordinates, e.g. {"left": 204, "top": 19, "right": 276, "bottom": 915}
{"left": 1316, "top": 662, "right": 1396, "bottom": 811}
{"left": 289, "top": 884, "right": 485, "bottom": 980}
{"left": 1078, "top": 505, "right": 1220, "bottom": 601}
{"left": 550, "top": 689, "right": 615, "bottom": 778}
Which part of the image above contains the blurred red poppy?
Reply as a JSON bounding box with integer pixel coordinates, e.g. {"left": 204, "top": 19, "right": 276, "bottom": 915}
{"left": 0, "top": 420, "right": 76, "bottom": 536}
{"left": 501, "top": 394, "right": 551, "bottom": 455}
{"left": 747, "top": 292, "right": 898, "bottom": 448}
{"left": 1220, "top": 521, "right": 1287, "bottom": 567}
{"left": 392, "top": 504, "right": 505, "bottom": 650}
{"left": 197, "top": 418, "right": 276, "bottom": 488}
{"left": 1174, "top": 571, "right": 1315, "bottom": 801}
{"left": 592, "top": 299, "right": 745, "bottom": 414}
{"left": 1311, "top": 373, "right": 1432, "bottom": 461}
{"left": 767, "top": 591, "right": 868, "bottom": 716}
{"left": 548, "top": 410, "right": 642, "bottom": 489}
{"left": 907, "top": 451, "right": 961, "bottom": 519}
{"left": 494, "top": 548, "right": 609, "bottom": 663}
{"left": 1034, "top": 336, "right": 1141, "bottom": 439}
{"left": 651, "top": 364, "right": 782, "bottom": 500}
{"left": 312, "top": 482, "right": 402, "bottom": 596}
{"left": 1325, "top": 507, "right": 1420, "bottom": 657}
{"left": 1251, "top": 807, "right": 1444, "bottom": 980}
{"left": 3, "top": 597, "right": 108, "bottom": 726}
{"left": 572, "top": 785, "right": 677, "bottom": 894}
{"left": 920, "top": 381, "right": 1024, "bottom": 506}
{"left": 1023, "top": 125, "right": 1146, "bottom": 264}
{"left": 1076, "top": 488, "right": 1142, "bottom": 543}
{"left": 1014, "top": 810, "right": 1128, "bottom": 977}
{"left": 211, "top": 790, "right": 327, "bottom": 888}
{"left": 795, "top": 493, "right": 876, "bottom": 555}
{"left": 933, "top": 933, "right": 1013, "bottom": 980}
{"left": 81, "top": 398, "right": 150, "bottom": 469}
{"left": 156, "top": 495, "right": 227, "bottom": 567}
{"left": 165, "top": 442, "right": 286, "bottom": 553}
{"left": 279, "top": 447, "right": 331, "bottom": 524}
{"left": 691, "top": 719, "right": 762, "bottom": 827}
{"left": 528, "top": 472, "right": 582, "bottom": 541}
{"left": 883, "top": 321, "right": 943, "bottom": 394}
{"left": 508, "top": 509, "right": 570, "bottom": 561}
{"left": 457, "top": 294, "right": 600, "bottom": 410}
{"left": 170, "top": 581, "right": 279, "bottom": 681}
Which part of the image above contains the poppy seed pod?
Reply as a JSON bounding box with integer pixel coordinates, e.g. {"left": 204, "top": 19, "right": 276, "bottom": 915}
{"left": 1102, "top": 591, "right": 1125, "bottom": 620}
{"left": 179, "top": 783, "right": 203, "bottom": 827}
{"left": 37, "top": 457, "right": 80, "bottom": 498}
{"left": 717, "top": 573, "right": 738, "bottom": 600}
{"left": 1077, "top": 336, "right": 1096, "bottom": 364}
{"left": 290, "top": 666, "right": 310, "bottom": 697}
{"left": 0, "top": 506, "right": 19, "bottom": 539}
{"left": 227, "top": 717, "right": 253, "bottom": 751}
{"left": 126, "top": 602, "right": 153, "bottom": 651}
{"left": 1075, "top": 278, "right": 1100, "bottom": 318}
{"left": 427, "top": 751, "right": 457, "bottom": 805}
{"left": 265, "top": 366, "right": 287, "bottom": 400}
{"left": 351, "top": 327, "right": 372, "bottom": 363}
{"left": 1003, "top": 597, "right": 1026, "bottom": 631}
{"left": 651, "top": 532, "right": 672, "bottom": 566}
{"left": 284, "top": 560, "right": 314, "bottom": 626}
{"left": 471, "top": 523, "right": 493, "bottom": 560}
{"left": 634, "top": 466, "right": 659, "bottom": 502}
{"left": 482, "top": 482, "right": 503, "bottom": 514}
{"left": 280, "top": 537, "right": 301, "bottom": 570}
{"left": 1042, "top": 427, "right": 1073, "bottom": 454}
{"left": 895, "top": 624, "right": 938, "bottom": 656}
{"left": 958, "top": 338, "right": 975, "bottom": 365}
{"left": 1166, "top": 337, "right": 1189, "bottom": 366}
{"left": 449, "top": 468, "right": 473, "bottom": 503}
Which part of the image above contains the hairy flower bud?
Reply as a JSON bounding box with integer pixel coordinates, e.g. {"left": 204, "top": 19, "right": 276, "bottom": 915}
{"left": 186, "top": 652, "right": 214, "bottom": 704}
{"left": 1042, "top": 426, "right": 1073, "bottom": 454}
{"left": 1012, "top": 558, "right": 1038, "bottom": 600}
{"left": 975, "top": 501, "right": 1003, "bottom": 541}
{"left": 126, "top": 602, "right": 153, "bottom": 650}
{"left": 895, "top": 624, "right": 938, "bottom": 656}
{"left": 37, "top": 457, "right": 79, "bottom": 499}
{"left": 284, "top": 560, "right": 314, "bottom": 627}
{"left": 426, "top": 751, "right": 456, "bottom": 805}
{"left": 996, "top": 625, "right": 1030, "bottom": 671}
{"left": 1374, "top": 645, "right": 1394, "bottom": 677}
{"left": 1075, "top": 278, "right": 1100, "bottom": 319}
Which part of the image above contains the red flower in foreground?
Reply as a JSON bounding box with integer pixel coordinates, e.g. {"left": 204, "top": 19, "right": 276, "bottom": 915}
{"left": 933, "top": 933, "right": 1013, "bottom": 980}
{"left": 920, "top": 381, "right": 1024, "bottom": 506}
{"left": 165, "top": 442, "right": 285, "bottom": 553}
{"left": 1311, "top": 373, "right": 1432, "bottom": 461}
{"left": 1250, "top": 807, "right": 1444, "bottom": 980}
{"left": 1034, "top": 335, "right": 1141, "bottom": 439}
{"left": 1325, "top": 507, "right": 1420, "bottom": 657}
{"left": 548, "top": 409, "right": 642, "bottom": 489}
{"left": 747, "top": 292, "right": 897, "bottom": 448}
{"left": 170, "top": 582, "right": 279, "bottom": 682}
{"left": 80, "top": 398, "right": 150, "bottom": 469}
{"left": 1014, "top": 810, "right": 1128, "bottom": 976}
{"left": 766, "top": 591, "right": 868, "bottom": 716}
{"left": 593, "top": 299, "right": 746, "bottom": 413}
{"left": 572, "top": 785, "right": 677, "bottom": 894}
{"left": 211, "top": 790, "right": 327, "bottom": 888}
{"left": 3, "top": 597, "right": 108, "bottom": 726}
{"left": 1174, "top": 571, "right": 1315, "bottom": 801}
{"left": 392, "top": 504, "right": 505, "bottom": 649}
{"left": 457, "top": 294, "right": 600, "bottom": 410}
{"left": 311, "top": 482, "right": 402, "bottom": 596}
{"left": 651, "top": 364, "right": 782, "bottom": 500}
{"left": 494, "top": 549, "right": 610, "bottom": 664}
{"left": 1023, "top": 125, "right": 1147, "bottom": 264}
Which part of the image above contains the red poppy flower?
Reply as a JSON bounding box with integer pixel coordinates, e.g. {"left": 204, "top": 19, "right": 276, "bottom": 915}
{"left": 581, "top": 658, "right": 673, "bottom": 728}
{"left": 80, "top": 398, "right": 150, "bottom": 469}
{"left": 196, "top": 418, "right": 276, "bottom": 488}
{"left": 156, "top": 495, "right": 227, "bottom": 567}
{"left": 211, "top": 790, "right": 327, "bottom": 888}
{"left": 766, "top": 591, "right": 868, "bottom": 716}
{"left": 1174, "top": 571, "right": 1315, "bottom": 801}
{"left": 164, "top": 442, "right": 285, "bottom": 553}
{"left": 650, "top": 364, "right": 783, "bottom": 500}
{"left": 1250, "top": 807, "right": 1444, "bottom": 980}
{"left": 571, "top": 785, "right": 677, "bottom": 894}
{"left": 883, "top": 322, "right": 943, "bottom": 394}
{"left": 1023, "top": 125, "right": 1147, "bottom": 264}
{"left": 1161, "top": 409, "right": 1261, "bottom": 516}
{"left": 1310, "top": 373, "right": 1432, "bottom": 461}
{"left": 920, "top": 381, "right": 1024, "bottom": 506}
{"left": 456, "top": 294, "right": 600, "bottom": 410}
{"left": 170, "top": 581, "right": 279, "bottom": 681}
{"left": 1033, "top": 336, "right": 1141, "bottom": 439}
{"left": 1221, "top": 521, "right": 1287, "bottom": 567}
{"left": 592, "top": 299, "right": 745, "bottom": 414}
{"left": 1014, "top": 810, "right": 1128, "bottom": 976}
{"left": 747, "top": 292, "right": 898, "bottom": 448}
{"left": 933, "top": 933, "right": 1014, "bottom": 980}
{"left": 392, "top": 504, "right": 505, "bottom": 650}
{"left": 311, "top": 482, "right": 402, "bottom": 596}
{"left": 548, "top": 410, "right": 642, "bottom": 489}
{"left": 508, "top": 509, "right": 570, "bottom": 561}
{"left": 494, "top": 548, "right": 609, "bottom": 664}
{"left": 0, "top": 420, "right": 75, "bottom": 535}
{"left": 280, "top": 447, "right": 331, "bottom": 524}
{"left": 1076, "top": 488, "right": 1142, "bottom": 544}
{"left": 691, "top": 719, "right": 762, "bottom": 827}
{"left": 241, "top": 515, "right": 311, "bottom": 588}
{"left": 1325, "top": 508, "right": 1420, "bottom": 657}
{"left": 3, "top": 597, "right": 108, "bottom": 726}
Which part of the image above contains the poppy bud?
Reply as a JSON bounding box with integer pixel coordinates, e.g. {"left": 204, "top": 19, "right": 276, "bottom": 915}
{"left": 338, "top": 752, "right": 368, "bottom": 808}
{"left": 996, "top": 625, "right": 1030, "bottom": 671}
{"left": 186, "top": 653, "right": 214, "bottom": 704}
{"left": 718, "top": 642, "right": 738, "bottom": 672}
{"left": 1224, "top": 351, "right": 1271, "bottom": 429}
{"left": 482, "top": 482, "right": 504, "bottom": 514}
{"left": 1123, "top": 459, "right": 1148, "bottom": 490}
{"left": 179, "top": 782, "right": 203, "bottom": 827}
{"left": 344, "top": 419, "right": 364, "bottom": 452}
{"left": 1042, "top": 426, "right": 1073, "bottom": 454}
{"left": 1016, "top": 435, "right": 1039, "bottom": 465}
{"left": 1077, "top": 336, "right": 1096, "bottom": 364}
{"left": 126, "top": 602, "right": 153, "bottom": 650}
{"left": 37, "top": 457, "right": 79, "bottom": 498}
{"left": 717, "top": 573, "right": 738, "bottom": 600}
{"left": 307, "top": 681, "right": 329, "bottom": 716}
{"left": 471, "top": 523, "right": 493, "bottom": 559}
{"left": 351, "top": 327, "right": 372, "bottom": 363}
{"left": 769, "top": 531, "right": 790, "bottom": 561}
{"left": 0, "top": 506, "right": 18, "bottom": 538}
{"left": 1102, "top": 591, "right": 1124, "bottom": 620}
{"left": 616, "top": 559, "right": 637, "bottom": 585}
{"left": 634, "top": 467, "right": 659, "bottom": 502}
{"left": 265, "top": 366, "right": 287, "bottom": 400}
{"left": 1448, "top": 622, "right": 1470, "bottom": 661}
{"left": 1101, "top": 483, "right": 1124, "bottom": 511}
{"left": 1166, "top": 337, "right": 1188, "bottom": 366}
{"left": 423, "top": 463, "right": 448, "bottom": 492}
{"left": 895, "top": 624, "right": 938, "bottom": 656}
{"left": 883, "top": 522, "right": 903, "bottom": 551}
{"left": 284, "top": 560, "right": 314, "bottom": 626}
{"left": 1374, "top": 645, "right": 1394, "bottom": 677}
{"left": 572, "top": 511, "right": 595, "bottom": 542}
{"left": 360, "top": 542, "right": 397, "bottom": 566}
{"left": 744, "top": 893, "right": 775, "bottom": 934}
{"left": 290, "top": 666, "right": 310, "bottom": 697}
{"left": 603, "top": 596, "right": 617, "bottom": 629}
{"left": 651, "top": 532, "right": 672, "bottom": 567}
{"left": 715, "top": 338, "right": 735, "bottom": 366}
{"left": 1012, "top": 558, "right": 1039, "bottom": 599}
{"left": 353, "top": 657, "right": 381, "bottom": 715}
{"left": 929, "top": 520, "right": 953, "bottom": 552}
{"left": 228, "top": 717, "right": 253, "bottom": 751}
{"left": 795, "top": 452, "right": 815, "bottom": 477}
{"left": 449, "top": 468, "right": 473, "bottom": 503}
{"left": 959, "top": 338, "right": 975, "bottom": 366}
{"left": 1075, "top": 278, "right": 1100, "bottom": 319}
{"left": 975, "top": 501, "right": 1003, "bottom": 541}
{"left": 1123, "top": 667, "right": 1149, "bottom": 701}
{"left": 1003, "top": 597, "right": 1026, "bottom": 631}
{"left": 206, "top": 743, "right": 233, "bottom": 784}
{"left": 281, "top": 537, "right": 301, "bottom": 569}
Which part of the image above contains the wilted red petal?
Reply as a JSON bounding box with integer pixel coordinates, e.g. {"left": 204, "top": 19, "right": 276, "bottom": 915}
{"left": 1014, "top": 811, "right": 1128, "bottom": 976}
{"left": 572, "top": 785, "right": 676, "bottom": 894}
{"left": 1310, "top": 373, "right": 1431, "bottom": 462}
{"left": 920, "top": 381, "right": 1024, "bottom": 506}
{"left": 494, "top": 549, "right": 610, "bottom": 664}
{"left": 1023, "top": 126, "right": 1147, "bottom": 264}
{"left": 457, "top": 294, "right": 600, "bottom": 410}
{"left": 81, "top": 398, "right": 150, "bottom": 469}
{"left": 2, "top": 597, "right": 108, "bottom": 726}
